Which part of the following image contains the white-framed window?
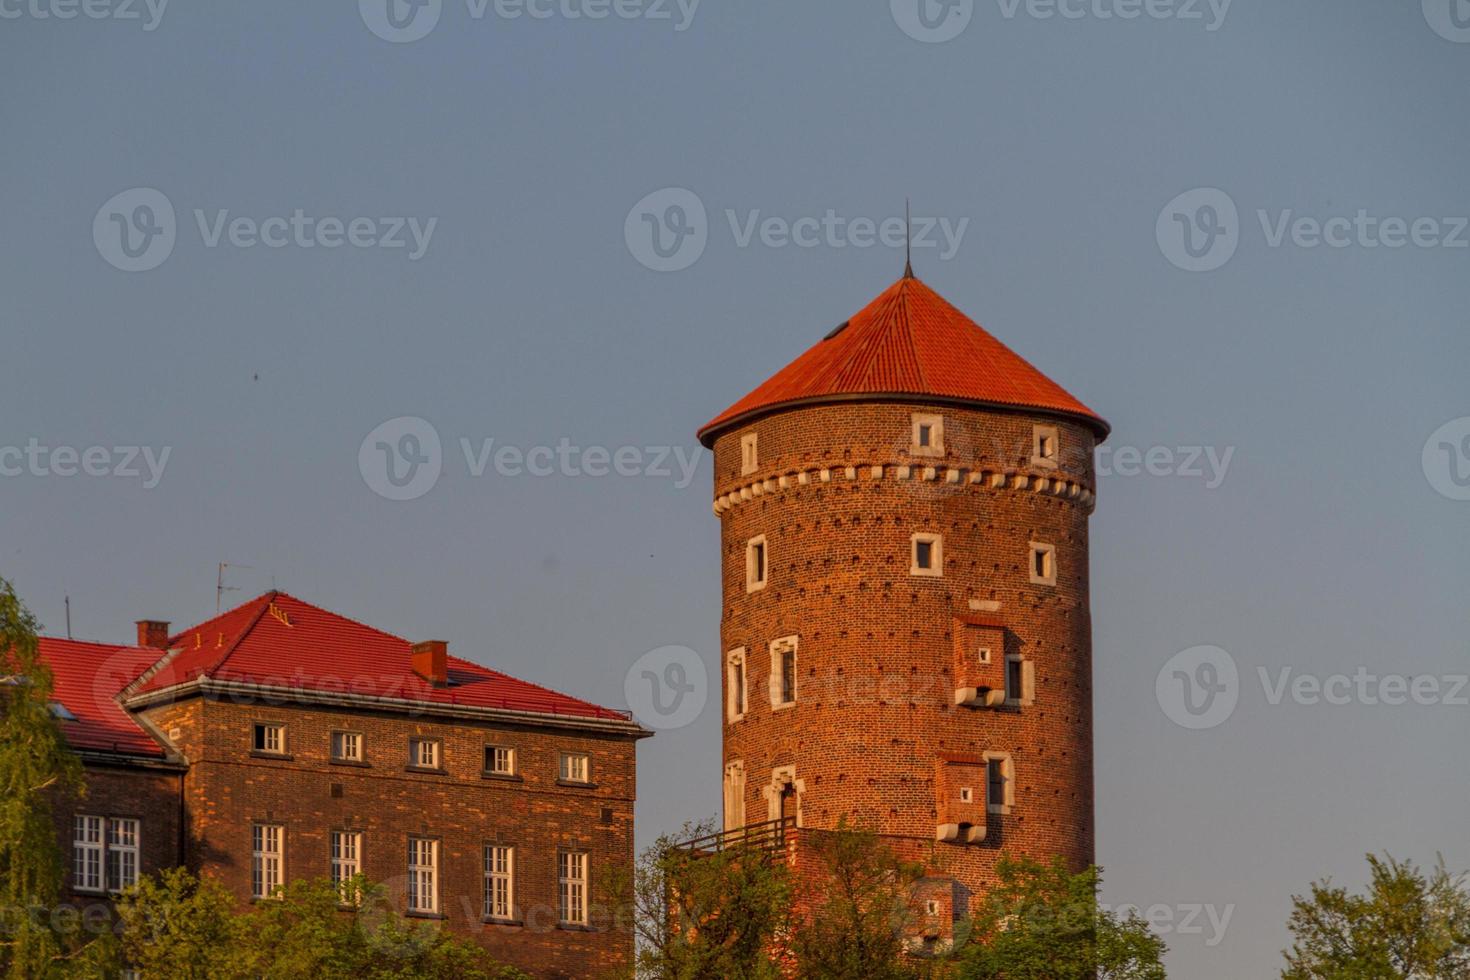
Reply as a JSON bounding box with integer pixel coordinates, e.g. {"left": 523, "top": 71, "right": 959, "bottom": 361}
{"left": 746, "top": 535, "right": 768, "bottom": 593}
{"left": 558, "top": 851, "right": 588, "bottom": 926}
{"left": 331, "top": 731, "right": 362, "bottom": 762}
{"left": 1032, "top": 425, "right": 1060, "bottom": 467}
{"left": 409, "top": 738, "right": 441, "bottom": 770}
{"left": 407, "top": 837, "right": 439, "bottom": 914}
{"left": 723, "top": 760, "right": 746, "bottom": 832}
{"left": 740, "top": 432, "right": 759, "bottom": 475}
{"left": 770, "top": 636, "right": 797, "bottom": 708}
{"left": 252, "top": 824, "right": 283, "bottom": 899}
{"left": 726, "top": 648, "right": 748, "bottom": 721}
{"left": 1029, "top": 542, "right": 1056, "bottom": 586}
{"left": 73, "top": 815, "right": 104, "bottom": 893}
{"left": 559, "top": 752, "right": 590, "bottom": 783}
{"left": 911, "top": 532, "right": 943, "bottom": 577}
{"left": 253, "top": 723, "right": 285, "bottom": 755}
{"left": 484, "top": 844, "right": 515, "bottom": 920}
{"left": 985, "top": 755, "right": 1014, "bottom": 814}
{"left": 331, "top": 830, "right": 362, "bottom": 903}
{"left": 107, "top": 818, "right": 140, "bottom": 892}
{"left": 485, "top": 745, "right": 516, "bottom": 776}
{"left": 912, "top": 413, "right": 945, "bottom": 456}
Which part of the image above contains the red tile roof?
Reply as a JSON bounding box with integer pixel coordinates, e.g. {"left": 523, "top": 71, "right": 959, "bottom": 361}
{"left": 698, "top": 274, "right": 1107, "bottom": 445}
{"left": 133, "top": 592, "right": 635, "bottom": 724}
{"left": 37, "top": 638, "right": 168, "bottom": 757}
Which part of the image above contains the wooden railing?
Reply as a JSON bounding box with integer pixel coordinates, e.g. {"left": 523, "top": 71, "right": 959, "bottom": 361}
{"left": 670, "top": 816, "right": 794, "bottom": 859}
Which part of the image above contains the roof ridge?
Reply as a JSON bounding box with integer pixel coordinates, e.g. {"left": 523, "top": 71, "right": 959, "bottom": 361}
{"left": 194, "top": 594, "right": 276, "bottom": 680}
{"left": 900, "top": 278, "right": 930, "bottom": 391}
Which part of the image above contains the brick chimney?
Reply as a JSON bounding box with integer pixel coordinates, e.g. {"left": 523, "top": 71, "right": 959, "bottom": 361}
{"left": 411, "top": 640, "right": 449, "bottom": 686}
{"left": 135, "top": 620, "right": 171, "bottom": 650}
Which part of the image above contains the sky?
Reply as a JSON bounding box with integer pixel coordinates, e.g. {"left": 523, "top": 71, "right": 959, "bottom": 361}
{"left": 2, "top": 1, "right": 1468, "bottom": 975}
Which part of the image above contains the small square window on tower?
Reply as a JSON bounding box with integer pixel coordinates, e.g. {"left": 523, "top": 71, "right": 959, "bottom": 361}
{"left": 740, "top": 432, "right": 759, "bottom": 475}
{"left": 977, "top": 646, "right": 992, "bottom": 665}
{"left": 911, "top": 533, "right": 943, "bottom": 577}
{"left": 746, "top": 536, "right": 768, "bottom": 592}
{"left": 911, "top": 413, "right": 944, "bottom": 456}
{"left": 1032, "top": 425, "right": 1060, "bottom": 468}
{"left": 1029, "top": 542, "right": 1056, "bottom": 586}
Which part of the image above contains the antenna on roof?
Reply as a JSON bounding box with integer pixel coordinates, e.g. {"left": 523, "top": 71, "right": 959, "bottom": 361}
{"left": 216, "top": 562, "right": 252, "bottom": 613}
{"left": 64, "top": 595, "right": 72, "bottom": 640}
{"left": 904, "top": 198, "right": 914, "bottom": 279}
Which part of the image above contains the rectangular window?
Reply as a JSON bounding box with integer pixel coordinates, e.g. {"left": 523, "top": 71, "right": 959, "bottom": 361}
{"left": 726, "top": 649, "right": 748, "bottom": 721}
{"left": 912, "top": 413, "right": 944, "bottom": 455}
{"left": 771, "top": 637, "right": 798, "bottom": 707}
{"left": 911, "top": 533, "right": 943, "bottom": 577}
{"left": 252, "top": 824, "right": 283, "bottom": 899}
{"left": 1029, "top": 542, "right": 1056, "bottom": 585}
{"left": 331, "top": 830, "right": 362, "bottom": 901}
{"left": 331, "top": 731, "right": 362, "bottom": 762}
{"left": 409, "top": 738, "right": 441, "bottom": 770}
{"left": 73, "top": 815, "right": 104, "bottom": 892}
{"left": 107, "top": 818, "right": 140, "bottom": 892}
{"left": 559, "top": 752, "right": 590, "bottom": 783}
{"left": 1033, "top": 425, "right": 1060, "bottom": 467}
{"left": 484, "top": 845, "right": 515, "bottom": 920}
{"left": 485, "top": 745, "right": 516, "bottom": 776}
{"left": 1006, "top": 656, "right": 1024, "bottom": 704}
{"left": 746, "top": 536, "right": 768, "bottom": 592}
{"left": 987, "top": 758, "right": 1011, "bottom": 814}
{"left": 407, "top": 837, "right": 439, "bottom": 914}
{"left": 740, "top": 432, "right": 759, "bottom": 475}
{"left": 253, "top": 723, "right": 285, "bottom": 755}
{"left": 558, "top": 851, "right": 588, "bottom": 926}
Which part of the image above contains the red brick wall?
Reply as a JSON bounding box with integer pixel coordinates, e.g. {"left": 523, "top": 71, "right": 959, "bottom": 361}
{"left": 51, "top": 762, "right": 184, "bottom": 907}
{"left": 137, "top": 697, "right": 638, "bottom": 979}
{"left": 711, "top": 401, "right": 1098, "bottom": 903}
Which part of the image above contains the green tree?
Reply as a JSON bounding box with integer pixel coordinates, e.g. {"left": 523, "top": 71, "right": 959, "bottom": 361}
{"left": 113, "top": 867, "right": 244, "bottom": 980}
{"left": 957, "top": 856, "right": 1166, "bottom": 980}
{"left": 616, "top": 819, "right": 791, "bottom": 980}
{"left": 0, "top": 577, "right": 85, "bottom": 979}
{"left": 1282, "top": 853, "right": 1470, "bottom": 979}
{"left": 789, "top": 823, "right": 926, "bottom": 980}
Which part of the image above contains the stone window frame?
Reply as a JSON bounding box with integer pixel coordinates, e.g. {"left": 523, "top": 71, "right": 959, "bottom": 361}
{"left": 769, "top": 636, "right": 798, "bottom": 710}
{"left": 746, "top": 535, "right": 768, "bottom": 593}
{"left": 558, "top": 751, "right": 592, "bottom": 785}
{"left": 763, "top": 765, "right": 805, "bottom": 827}
{"left": 726, "top": 648, "right": 748, "bottom": 722}
{"left": 983, "top": 752, "right": 1015, "bottom": 815}
{"left": 251, "top": 721, "right": 288, "bottom": 757}
{"left": 1032, "top": 424, "right": 1060, "bottom": 469}
{"left": 723, "top": 760, "right": 746, "bottom": 832}
{"left": 911, "top": 532, "right": 944, "bottom": 577}
{"left": 911, "top": 413, "right": 945, "bottom": 457}
{"left": 330, "top": 730, "right": 364, "bottom": 764}
{"left": 1004, "top": 654, "right": 1036, "bottom": 707}
{"left": 483, "top": 744, "right": 518, "bottom": 778}
{"left": 1028, "top": 541, "right": 1057, "bottom": 586}
{"left": 407, "top": 737, "right": 443, "bottom": 772}
{"left": 740, "top": 431, "right": 759, "bottom": 475}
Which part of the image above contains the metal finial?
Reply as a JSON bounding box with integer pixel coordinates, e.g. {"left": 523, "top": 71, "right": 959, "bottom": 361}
{"left": 904, "top": 198, "right": 914, "bottom": 278}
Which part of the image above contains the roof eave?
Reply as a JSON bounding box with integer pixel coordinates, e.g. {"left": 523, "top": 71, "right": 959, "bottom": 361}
{"left": 698, "top": 392, "right": 1111, "bottom": 448}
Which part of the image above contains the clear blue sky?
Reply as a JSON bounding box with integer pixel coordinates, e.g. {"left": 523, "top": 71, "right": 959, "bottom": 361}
{"left": 3, "top": 2, "right": 1467, "bottom": 974}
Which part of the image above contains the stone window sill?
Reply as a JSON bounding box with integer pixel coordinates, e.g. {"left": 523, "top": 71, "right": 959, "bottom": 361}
{"left": 481, "top": 771, "right": 524, "bottom": 782}
{"left": 405, "top": 766, "right": 447, "bottom": 776}
{"left": 405, "top": 910, "right": 446, "bottom": 920}
{"left": 329, "top": 758, "right": 370, "bottom": 768}
{"left": 556, "top": 779, "right": 598, "bottom": 790}
{"left": 249, "top": 751, "right": 293, "bottom": 761}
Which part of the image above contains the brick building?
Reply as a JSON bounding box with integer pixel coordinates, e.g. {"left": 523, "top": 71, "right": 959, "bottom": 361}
{"left": 39, "top": 591, "right": 649, "bottom": 979}
{"left": 697, "top": 271, "right": 1108, "bottom": 947}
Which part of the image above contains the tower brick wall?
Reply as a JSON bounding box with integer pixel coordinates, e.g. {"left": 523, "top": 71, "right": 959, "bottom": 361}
{"left": 711, "top": 400, "right": 1098, "bottom": 910}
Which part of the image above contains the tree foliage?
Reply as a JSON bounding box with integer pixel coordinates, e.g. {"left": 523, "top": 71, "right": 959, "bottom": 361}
{"left": 1282, "top": 853, "right": 1470, "bottom": 979}
{"left": 957, "top": 855, "right": 1166, "bottom": 980}
{"left": 0, "top": 576, "right": 87, "bottom": 979}
{"left": 112, "top": 869, "right": 530, "bottom": 980}
{"left": 617, "top": 819, "right": 791, "bottom": 980}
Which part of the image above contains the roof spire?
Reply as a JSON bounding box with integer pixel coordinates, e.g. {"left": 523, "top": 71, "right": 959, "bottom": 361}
{"left": 903, "top": 198, "right": 914, "bottom": 279}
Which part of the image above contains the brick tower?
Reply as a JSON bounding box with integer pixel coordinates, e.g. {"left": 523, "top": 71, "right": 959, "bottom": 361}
{"left": 697, "top": 271, "right": 1108, "bottom": 933}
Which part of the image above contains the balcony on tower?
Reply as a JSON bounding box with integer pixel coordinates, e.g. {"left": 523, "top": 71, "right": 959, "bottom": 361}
{"left": 935, "top": 757, "right": 987, "bottom": 844}
{"left": 953, "top": 614, "right": 1008, "bottom": 708}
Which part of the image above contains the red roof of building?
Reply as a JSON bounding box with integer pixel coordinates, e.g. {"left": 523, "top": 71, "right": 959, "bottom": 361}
{"left": 37, "top": 638, "right": 168, "bottom": 758}
{"left": 133, "top": 592, "right": 634, "bottom": 724}
{"left": 698, "top": 274, "right": 1107, "bottom": 445}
